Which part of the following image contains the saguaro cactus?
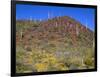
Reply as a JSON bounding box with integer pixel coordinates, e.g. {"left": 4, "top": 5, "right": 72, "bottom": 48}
{"left": 76, "top": 25, "right": 79, "bottom": 36}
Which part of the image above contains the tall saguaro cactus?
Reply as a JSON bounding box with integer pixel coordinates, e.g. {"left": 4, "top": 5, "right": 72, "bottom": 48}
{"left": 20, "top": 29, "right": 23, "bottom": 41}
{"left": 76, "top": 25, "right": 79, "bottom": 36}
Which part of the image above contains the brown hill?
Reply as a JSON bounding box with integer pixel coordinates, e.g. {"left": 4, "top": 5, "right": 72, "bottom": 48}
{"left": 16, "top": 16, "right": 93, "bottom": 48}
{"left": 16, "top": 16, "right": 95, "bottom": 72}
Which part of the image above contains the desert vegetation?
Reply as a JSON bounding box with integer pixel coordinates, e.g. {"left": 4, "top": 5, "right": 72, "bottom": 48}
{"left": 16, "top": 16, "right": 95, "bottom": 73}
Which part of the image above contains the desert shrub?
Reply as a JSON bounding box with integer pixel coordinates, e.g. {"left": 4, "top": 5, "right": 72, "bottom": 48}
{"left": 34, "top": 63, "right": 48, "bottom": 72}
{"left": 33, "top": 24, "right": 39, "bottom": 27}
{"left": 16, "top": 50, "right": 25, "bottom": 62}
{"left": 29, "top": 49, "right": 69, "bottom": 72}
{"left": 81, "top": 48, "right": 95, "bottom": 68}
{"left": 54, "top": 63, "right": 69, "bottom": 71}
{"left": 84, "top": 57, "right": 94, "bottom": 67}
{"left": 16, "top": 50, "right": 29, "bottom": 73}
{"left": 16, "top": 63, "right": 33, "bottom": 73}
{"left": 68, "top": 57, "right": 82, "bottom": 66}
{"left": 16, "top": 48, "right": 35, "bottom": 73}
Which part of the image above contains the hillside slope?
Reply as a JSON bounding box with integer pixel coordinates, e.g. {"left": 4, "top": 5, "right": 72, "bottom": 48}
{"left": 16, "top": 16, "right": 95, "bottom": 73}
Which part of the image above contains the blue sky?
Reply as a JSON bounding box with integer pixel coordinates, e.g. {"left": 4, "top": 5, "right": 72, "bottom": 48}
{"left": 16, "top": 4, "right": 95, "bottom": 31}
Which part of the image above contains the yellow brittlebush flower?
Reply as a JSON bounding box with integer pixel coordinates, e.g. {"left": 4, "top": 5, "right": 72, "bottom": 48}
{"left": 34, "top": 63, "right": 48, "bottom": 72}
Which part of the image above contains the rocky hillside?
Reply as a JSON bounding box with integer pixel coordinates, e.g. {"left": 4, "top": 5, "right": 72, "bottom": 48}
{"left": 16, "top": 16, "right": 95, "bottom": 73}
